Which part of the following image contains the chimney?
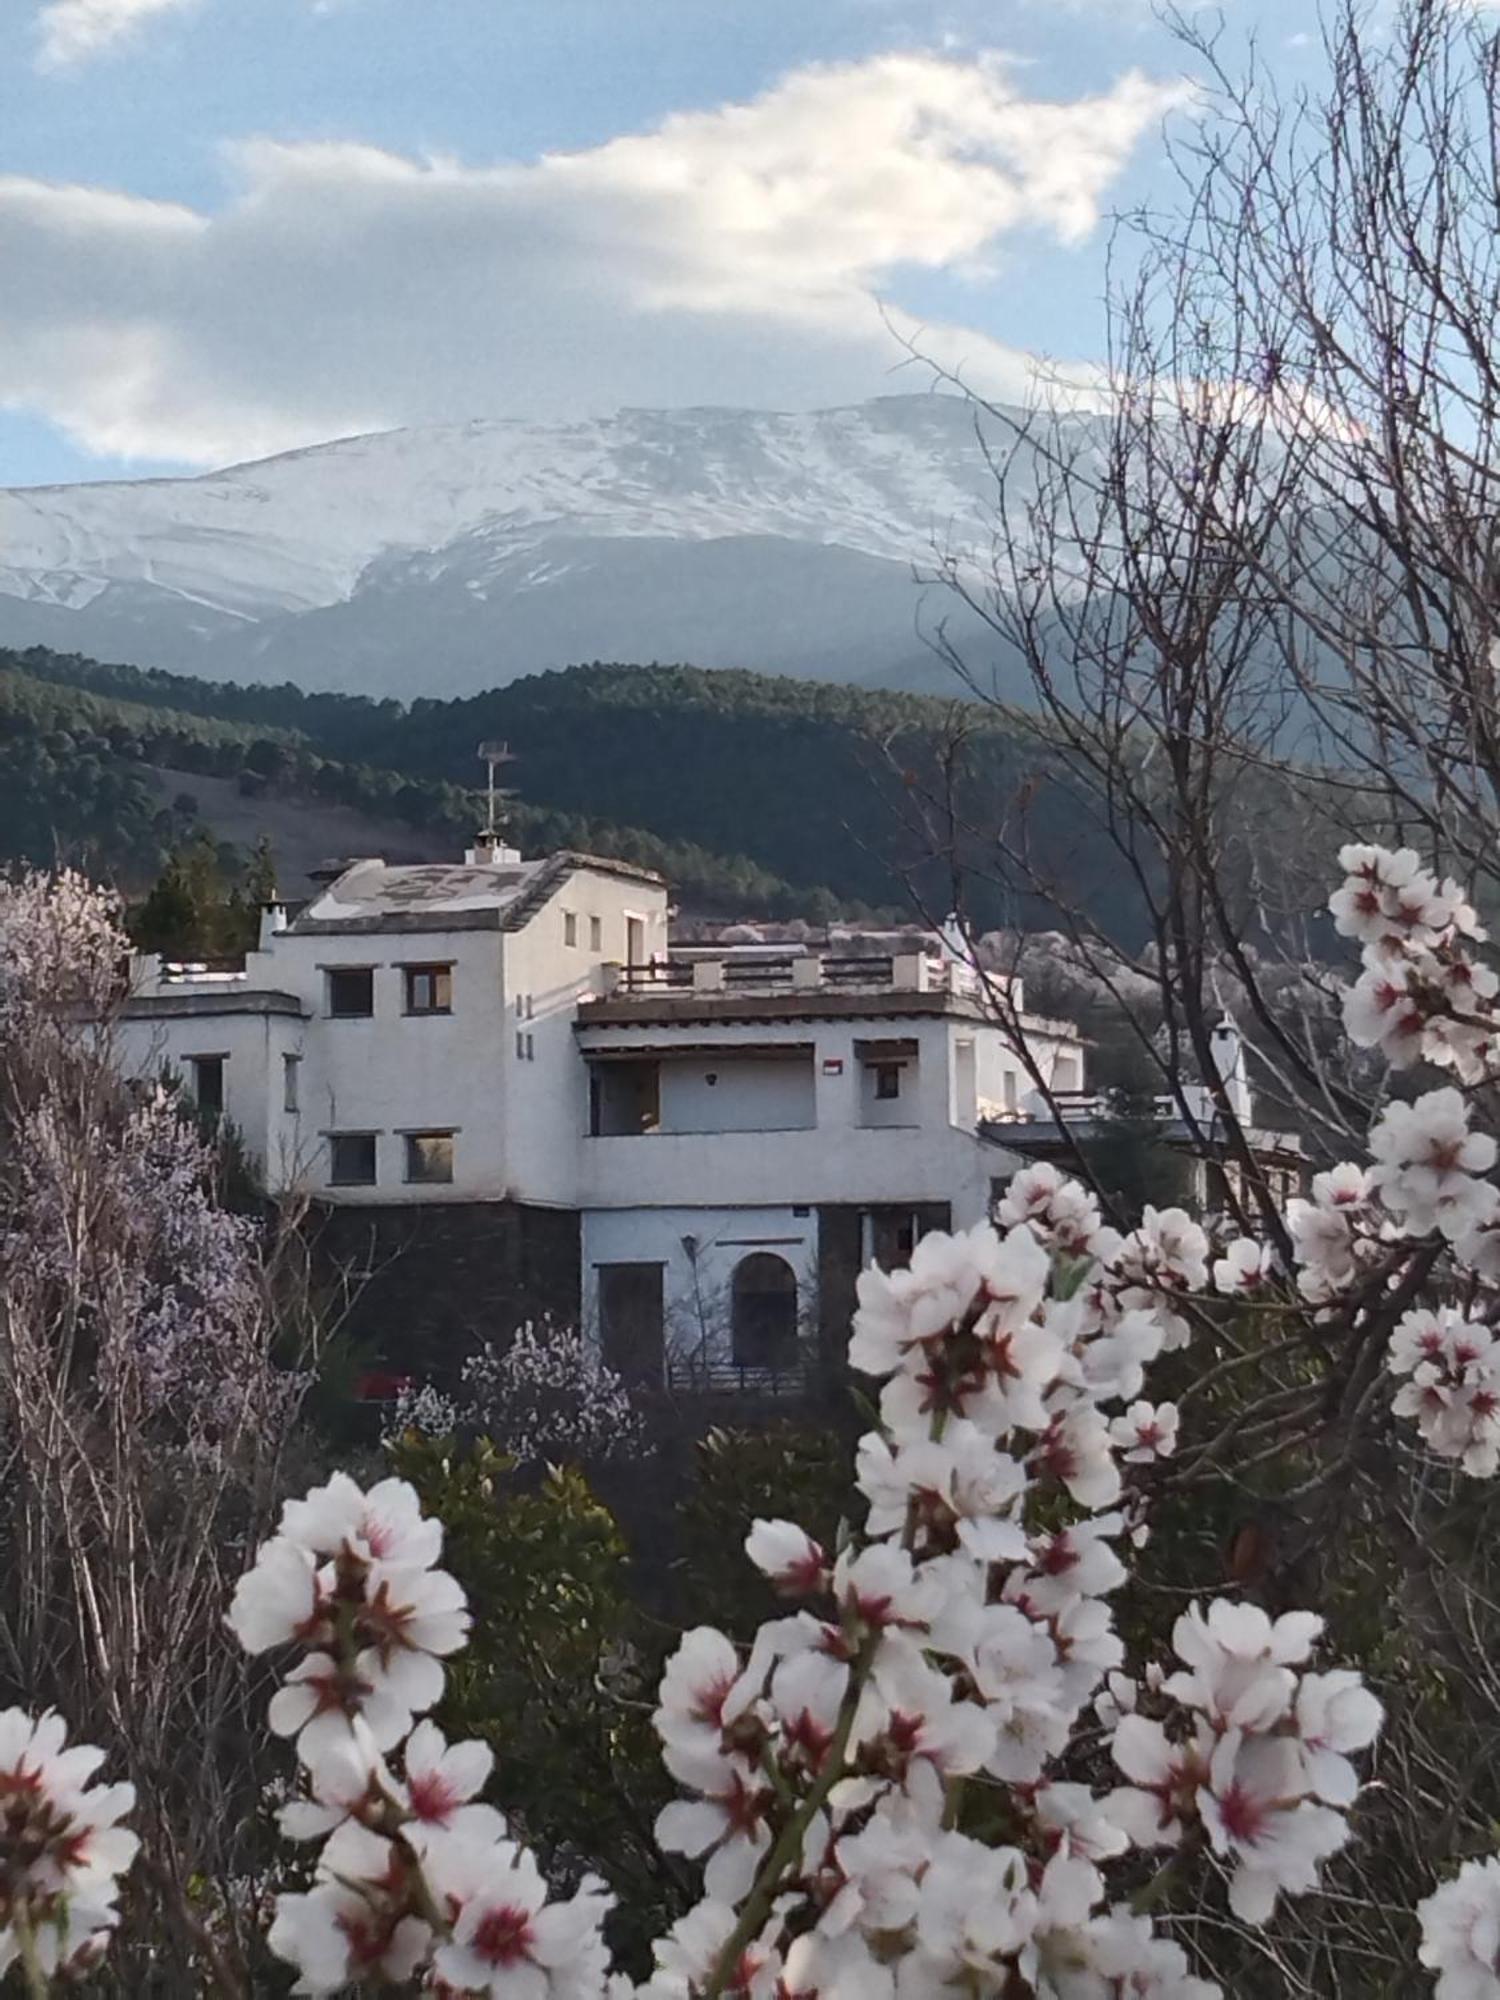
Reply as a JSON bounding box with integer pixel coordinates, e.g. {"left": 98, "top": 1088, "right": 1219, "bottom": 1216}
{"left": 466, "top": 833, "right": 522, "bottom": 866}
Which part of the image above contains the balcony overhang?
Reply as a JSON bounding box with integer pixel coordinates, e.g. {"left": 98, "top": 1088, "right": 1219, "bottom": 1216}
{"left": 583, "top": 1040, "right": 815, "bottom": 1062}
{"left": 576, "top": 990, "right": 976, "bottom": 1030}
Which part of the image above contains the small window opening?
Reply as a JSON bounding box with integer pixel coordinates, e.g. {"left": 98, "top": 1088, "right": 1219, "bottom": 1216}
{"left": 327, "top": 968, "right": 374, "bottom": 1018}
{"left": 189, "top": 1055, "right": 224, "bottom": 1117}
{"left": 329, "top": 1133, "right": 377, "bottom": 1186}
{"left": 404, "top": 1133, "right": 454, "bottom": 1185}
{"left": 403, "top": 964, "right": 453, "bottom": 1015}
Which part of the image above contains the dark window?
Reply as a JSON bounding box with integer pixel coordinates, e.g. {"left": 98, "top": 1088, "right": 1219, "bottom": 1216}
{"left": 868, "top": 1205, "right": 950, "bottom": 1271}
{"left": 327, "top": 968, "right": 374, "bottom": 1018}
{"left": 870, "top": 1208, "right": 917, "bottom": 1270}
{"left": 282, "top": 1053, "right": 300, "bottom": 1113}
{"left": 874, "top": 1063, "right": 902, "bottom": 1100}
{"left": 329, "top": 1132, "right": 377, "bottom": 1186}
{"left": 404, "top": 1133, "right": 454, "bottom": 1185}
{"left": 189, "top": 1055, "right": 224, "bottom": 1117}
{"left": 598, "top": 1263, "right": 664, "bottom": 1385}
{"left": 403, "top": 965, "right": 452, "bottom": 1015}
{"left": 589, "top": 915, "right": 603, "bottom": 950}
{"left": 731, "top": 1254, "right": 799, "bottom": 1370}
{"left": 589, "top": 1059, "right": 661, "bottom": 1134}
{"left": 563, "top": 911, "right": 579, "bottom": 947}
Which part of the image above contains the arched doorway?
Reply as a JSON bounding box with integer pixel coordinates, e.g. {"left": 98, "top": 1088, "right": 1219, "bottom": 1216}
{"left": 731, "top": 1253, "right": 798, "bottom": 1370}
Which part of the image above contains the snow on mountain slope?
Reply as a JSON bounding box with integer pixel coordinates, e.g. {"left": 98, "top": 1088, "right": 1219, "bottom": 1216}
{"left": 0, "top": 396, "right": 1051, "bottom": 695}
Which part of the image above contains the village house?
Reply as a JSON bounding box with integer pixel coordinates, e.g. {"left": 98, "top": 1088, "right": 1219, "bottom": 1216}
{"left": 116, "top": 837, "right": 1292, "bottom": 1390}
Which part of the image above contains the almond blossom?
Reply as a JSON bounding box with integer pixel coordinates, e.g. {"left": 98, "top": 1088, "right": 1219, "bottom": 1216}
{"left": 0, "top": 1710, "right": 138, "bottom": 1986}
{"left": 1418, "top": 1855, "right": 1500, "bottom": 2000}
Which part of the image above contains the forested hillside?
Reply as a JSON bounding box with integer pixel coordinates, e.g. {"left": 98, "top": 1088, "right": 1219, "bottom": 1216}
{"left": 0, "top": 645, "right": 1156, "bottom": 933}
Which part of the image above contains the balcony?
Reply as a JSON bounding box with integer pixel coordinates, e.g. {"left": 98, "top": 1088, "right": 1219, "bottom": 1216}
{"left": 601, "top": 950, "right": 981, "bottom": 999}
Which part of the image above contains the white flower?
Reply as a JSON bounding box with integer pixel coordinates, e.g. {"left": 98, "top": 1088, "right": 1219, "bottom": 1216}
{"left": 401, "top": 1720, "right": 507, "bottom": 1846}
{"left": 996, "top": 1166, "right": 1110, "bottom": 1258}
{"left": 1418, "top": 1855, "right": 1500, "bottom": 2000}
{"left": 856, "top": 1422, "right": 1028, "bottom": 1561}
{"left": 1164, "top": 1600, "right": 1320, "bottom": 1730}
{"left": 1388, "top": 1308, "right": 1500, "bottom": 1474}
{"left": 1108, "top": 1401, "right": 1179, "bottom": 1463}
{"left": 1035, "top": 1405, "right": 1122, "bottom": 1510}
{"left": 1106, "top": 1712, "right": 1205, "bottom": 1849}
{"left": 850, "top": 1222, "right": 1049, "bottom": 1378}
{"left": 429, "top": 1841, "right": 613, "bottom": 1999}
{"left": 1012, "top": 1516, "right": 1126, "bottom": 1620}
{"left": 279, "top": 1727, "right": 390, "bottom": 1841}
{"left": 1039, "top": 1908, "right": 1222, "bottom": 1999}
{"left": 226, "top": 1537, "right": 323, "bottom": 1653}
{"left": 268, "top": 1822, "right": 431, "bottom": 1995}
{"left": 655, "top": 1760, "right": 774, "bottom": 1902}
{"left": 1115, "top": 1208, "right": 1211, "bottom": 1294}
{"left": 1368, "top": 1088, "right": 1500, "bottom": 1240}
{"left": 280, "top": 1473, "right": 444, "bottom": 1571}
{"left": 833, "top": 1543, "right": 942, "bottom": 1633}
{"left": 1032, "top": 1780, "right": 1130, "bottom": 1862}
{"left": 267, "top": 1646, "right": 446, "bottom": 1760}
{"left": 932, "top": 1600, "right": 1071, "bottom": 1784}
{"left": 1292, "top": 1671, "right": 1383, "bottom": 1806}
{"left": 1198, "top": 1730, "right": 1350, "bottom": 1924}
{"left": 910, "top": 1832, "right": 1039, "bottom": 1974}
{"left": 653, "top": 1627, "right": 759, "bottom": 1785}
{"left": 745, "top": 1520, "right": 827, "bottom": 1597}
{"left": 1213, "top": 1238, "right": 1276, "bottom": 1295}
{"left": 0, "top": 1709, "right": 137, "bottom": 1983}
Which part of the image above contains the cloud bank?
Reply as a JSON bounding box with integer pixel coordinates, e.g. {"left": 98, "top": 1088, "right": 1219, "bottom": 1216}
{"left": 36, "top": 0, "right": 197, "bottom": 68}
{"left": 0, "top": 50, "right": 1185, "bottom": 466}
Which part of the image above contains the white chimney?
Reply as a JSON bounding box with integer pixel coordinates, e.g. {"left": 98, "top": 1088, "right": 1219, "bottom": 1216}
{"left": 466, "top": 834, "right": 521, "bottom": 866}
{"left": 1208, "top": 1012, "right": 1254, "bottom": 1123}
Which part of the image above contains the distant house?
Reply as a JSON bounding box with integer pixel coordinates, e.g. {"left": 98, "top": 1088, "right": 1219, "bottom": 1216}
{"left": 985, "top": 1015, "right": 1306, "bottom": 1212}
{"left": 117, "top": 838, "right": 1293, "bottom": 1390}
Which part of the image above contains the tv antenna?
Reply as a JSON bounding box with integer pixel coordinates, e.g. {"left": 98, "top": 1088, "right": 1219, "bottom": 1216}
{"left": 477, "top": 739, "right": 517, "bottom": 843}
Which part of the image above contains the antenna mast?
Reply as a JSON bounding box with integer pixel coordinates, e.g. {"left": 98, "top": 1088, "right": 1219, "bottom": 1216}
{"left": 477, "top": 739, "right": 517, "bottom": 845}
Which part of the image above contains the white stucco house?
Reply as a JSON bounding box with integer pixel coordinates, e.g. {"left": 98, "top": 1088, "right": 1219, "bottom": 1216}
{"left": 118, "top": 834, "right": 1105, "bottom": 1389}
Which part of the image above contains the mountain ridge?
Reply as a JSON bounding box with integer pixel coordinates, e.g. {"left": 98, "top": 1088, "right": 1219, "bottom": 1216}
{"left": 0, "top": 395, "right": 1045, "bottom": 696}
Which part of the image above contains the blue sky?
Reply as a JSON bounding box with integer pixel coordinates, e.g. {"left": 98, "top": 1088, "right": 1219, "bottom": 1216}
{"left": 0, "top": 0, "right": 1318, "bottom": 487}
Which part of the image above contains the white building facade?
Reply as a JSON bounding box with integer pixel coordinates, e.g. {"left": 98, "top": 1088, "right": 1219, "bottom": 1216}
{"left": 119, "top": 844, "right": 1084, "bottom": 1389}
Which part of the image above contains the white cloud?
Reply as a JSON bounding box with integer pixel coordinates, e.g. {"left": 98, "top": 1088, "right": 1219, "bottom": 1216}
{"left": 0, "top": 50, "right": 1185, "bottom": 464}
{"left": 36, "top": 0, "right": 198, "bottom": 68}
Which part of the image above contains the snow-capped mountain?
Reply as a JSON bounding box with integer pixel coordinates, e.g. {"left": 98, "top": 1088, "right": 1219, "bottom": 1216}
{"left": 0, "top": 395, "right": 1046, "bottom": 696}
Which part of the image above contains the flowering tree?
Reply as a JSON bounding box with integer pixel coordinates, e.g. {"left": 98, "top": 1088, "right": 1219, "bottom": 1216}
{"left": 392, "top": 1319, "right": 644, "bottom": 1464}
{"left": 17, "top": 843, "right": 1500, "bottom": 1992}
{"left": 0, "top": 869, "right": 309, "bottom": 1991}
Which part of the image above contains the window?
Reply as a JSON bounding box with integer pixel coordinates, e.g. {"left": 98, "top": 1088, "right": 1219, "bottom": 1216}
{"left": 327, "top": 967, "right": 374, "bottom": 1018}
{"left": 874, "top": 1063, "right": 902, "bottom": 1100}
{"left": 329, "top": 1132, "right": 377, "bottom": 1186}
{"left": 404, "top": 1132, "right": 454, "bottom": 1185}
{"left": 589, "top": 1059, "right": 661, "bottom": 1134}
{"left": 403, "top": 964, "right": 452, "bottom": 1015}
{"left": 626, "top": 916, "right": 646, "bottom": 967}
{"left": 589, "top": 915, "right": 602, "bottom": 951}
{"left": 525, "top": 1032, "right": 534, "bottom": 1060}
{"left": 189, "top": 1055, "right": 224, "bottom": 1117}
{"left": 731, "top": 1254, "right": 799, "bottom": 1370}
{"left": 1001, "top": 1069, "right": 1019, "bottom": 1112}
{"left": 282, "top": 1053, "right": 301, "bottom": 1113}
{"left": 866, "top": 1205, "right": 950, "bottom": 1271}
{"left": 563, "top": 911, "right": 579, "bottom": 947}
{"left": 516, "top": 1031, "right": 526, "bottom": 1059}
{"left": 598, "top": 1263, "right": 665, "bottom": 1385}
